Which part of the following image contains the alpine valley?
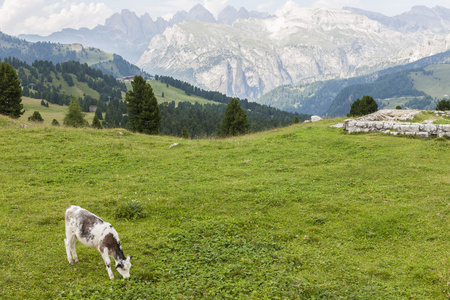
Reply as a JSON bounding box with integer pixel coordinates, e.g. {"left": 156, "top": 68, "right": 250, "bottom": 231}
{"left": 10, "top": 2, "right": 450, "bottom": 116}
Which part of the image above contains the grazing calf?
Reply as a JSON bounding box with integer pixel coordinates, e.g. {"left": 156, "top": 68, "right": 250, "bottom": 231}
{"left": 64, "top": 205, "right": 132, "bottom": 279}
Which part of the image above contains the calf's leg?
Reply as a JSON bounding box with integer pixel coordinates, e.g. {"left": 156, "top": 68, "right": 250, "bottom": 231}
{"left": 99, "top": 248, "right": 114, "bottom": 279}
{"left": 64, "top": 237, "right": 73, "bottom": 264}
{"left": 69, "top": 235, "right": 79, "bottom": 263}
{"left": 64, "top": 233, "right": 79, "bottom": 264}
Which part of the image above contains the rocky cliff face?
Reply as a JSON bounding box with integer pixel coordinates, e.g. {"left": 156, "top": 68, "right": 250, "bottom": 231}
{"left": 137, "top": 3, "right": 450, "bottom": 99}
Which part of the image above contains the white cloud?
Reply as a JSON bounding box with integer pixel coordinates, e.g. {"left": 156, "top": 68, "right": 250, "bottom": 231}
{"left": 256, "top": 1, "right": 275, "bottom": 12}
{"left": 0, "top": 0, "right": 113, "bottom": 36}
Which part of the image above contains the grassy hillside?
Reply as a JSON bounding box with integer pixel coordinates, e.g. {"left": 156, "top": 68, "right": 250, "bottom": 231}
{"left": 376, "top": 65, "right": 450, "bottom": 110}
{"left": 126, "top": 80, "right": 218, "bottom": 106}
{"left": 20, "top": 97, "right": 97, "bottom": 126}
{"left": 410, "top": 65, "right": 450, "bottom": 99}
{"left": 0, "top": 32, "right": 142, "bottom": 78}
{"left": 0, "top": 116, "right": 449, "bottom": 299}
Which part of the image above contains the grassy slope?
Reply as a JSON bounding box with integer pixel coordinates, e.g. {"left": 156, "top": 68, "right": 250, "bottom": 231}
{"left": 20, "top": 97, "right": 96, "bottom": 126}
{"left": 75, "top": 47, "right": 114, "bottom": 65}
{"left": 377, "top": 65, "right": 450, "bottom": 110}
{"left": 410, "top": 65, "right": 450, "bottom": 99}
{"left": 126, "top": 80, "right": 219, "bottom": 106}
{"left": 0, "top": 116, "right": 449, "bottom": 299}
{"left": 22, "top": 69, "right": 100, "bottom": 101}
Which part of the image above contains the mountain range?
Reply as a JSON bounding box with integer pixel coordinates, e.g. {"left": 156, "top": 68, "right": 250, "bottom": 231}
{"left": 19, "top": 5, "right": 271, "bottom": 64}
{"left": 137, "top": 3, "right": 450, "bottom": 102}
{"left": 13, "top": 3, "right": 450, "bottom": 116}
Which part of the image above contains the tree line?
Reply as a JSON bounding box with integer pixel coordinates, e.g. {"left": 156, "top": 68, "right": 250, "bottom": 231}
{"left": 1, "top": 57, "right": 127, "bottom": 107}
{"left": 155, "top": 74, "right": 309, "bottom": 126}
{"left": 1, "top": 58, "right": 308, "bottom": 137}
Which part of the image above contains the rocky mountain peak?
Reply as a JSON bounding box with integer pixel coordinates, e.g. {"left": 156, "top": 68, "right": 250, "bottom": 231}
{"left": 237, "top": 7, "right": 250, "bottom": 18}
{"left": 187, "top": 4, "right": 216, "bottom": 23}
{"left": 218, "top": 6, "right": 272, "bottom": 25}
{"left": 218, "top": 6, "right": 238, "bottom": 25}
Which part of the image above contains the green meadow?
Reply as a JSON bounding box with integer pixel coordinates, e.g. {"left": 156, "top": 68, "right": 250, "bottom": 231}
{"left": 410, "top": 65, "right": 450, "bottom": 99}
{"left": 0, "top": 115, "right": 449, "bottom": 299}
{"left": 20, "top": 97, "right": 97, "bottom": 126}
{"left": 126, "top": 80, "right": 218, "bottom": 106}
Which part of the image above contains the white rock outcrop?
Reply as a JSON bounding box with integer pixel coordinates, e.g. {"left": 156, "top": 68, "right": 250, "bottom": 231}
{"left": 343, "top": 110, "right": 450, "bottom": 138}
{"left": 311, "top": 115, "right": 323, "bottom": 122}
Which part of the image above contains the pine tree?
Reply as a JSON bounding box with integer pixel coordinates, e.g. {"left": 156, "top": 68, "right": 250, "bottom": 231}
{"left": 0, "top": 62, "right": 24, "bottom": 118}
{"left": 348, "top": 98, "right": 362, "bottom": 117}
{"left": 95, "top": 107, "right": 103, "bottom": 120}
{"left": 125, "top": 76, "right": 161, "bottom": 134}
{"left": 91, "top": 115, "right": 103, "bottom": 129}
{"left": 347, "top": 95, "right": 378, "bottom": 117}
{"left": 63, "top": 97, "right": 86, "bottom": 127}
{"left": 180, "top": 126, "right": 189, "bottom": 139}
{"left": 219, "top": 98, "right": 249, "bottom": 137}
{"left": 436, "top": 99, "right": 450, "bottom": 111}
{"left": 359, "top": 95, "right": 378, "bottom": 115}
{"left": 52, "top": 119, "right": 60, "bottom": 126}
{"left": 293, "top": 116, "right": 300, "bottom": 124}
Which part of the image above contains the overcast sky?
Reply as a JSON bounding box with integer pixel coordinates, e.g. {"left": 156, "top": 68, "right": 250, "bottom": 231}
{"left": 1, "top": 0, "right": 450, "bottom": 36}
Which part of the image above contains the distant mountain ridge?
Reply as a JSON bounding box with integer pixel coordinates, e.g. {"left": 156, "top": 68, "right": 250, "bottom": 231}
{"left": 19, "top": 9, "right": 167, "bottom": 64}
{"left": 344, "top": 6, "right": 450, "bottom": 33}
{"left": 0, "top": 31, "right": 143, "bottom": 78}
{"left": 19, "top": 5, "right": 271, "bottom": 64}
{"left": 258, "top": 49, "right": 450, "bottom": 117}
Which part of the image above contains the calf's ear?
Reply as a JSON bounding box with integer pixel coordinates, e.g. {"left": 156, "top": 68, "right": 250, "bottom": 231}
{"left": 128, "top": 256, "right": 133, "bottom": 260}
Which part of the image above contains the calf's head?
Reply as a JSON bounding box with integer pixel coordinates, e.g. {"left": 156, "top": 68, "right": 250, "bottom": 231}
{"left": 116, "top": 256, "right": 132, "bottom": 278}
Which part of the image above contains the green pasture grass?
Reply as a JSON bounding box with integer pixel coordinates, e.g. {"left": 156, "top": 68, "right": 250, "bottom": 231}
{"left": 410, "top": 65, "right": 450, "bottom": 99}
{"left": 20, "top": 97, "right": 97, "bottom": 126}
{"left": 57, "top": 75, "right": 100, "bottom": 100}
{"left": 125, "top": 80, "right": 219, "bottom": 106}
{"left": 75, "top": 47, "right": 114, "bottom": 65}
{"left": 0, "top": 116, "right": 449, "bottom": 299}
{"left": 411, "top": 112, "right": 450, "bottom": 124}
{"left": 378, "top": 96, "right": 431, "bottom": 110}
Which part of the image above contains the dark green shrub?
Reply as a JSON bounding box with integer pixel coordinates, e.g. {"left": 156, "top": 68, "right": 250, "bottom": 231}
{"left": 28, "top": 111, "right": 43, "bottom": 122}
{"left": 347, "top": 95, "right": 378, "bottom": 117}
{"left": 436, "top": 99, "right": 450, "bottom": 111}
{"left": 180, "top": 126, "right": 189, "bottom": 138}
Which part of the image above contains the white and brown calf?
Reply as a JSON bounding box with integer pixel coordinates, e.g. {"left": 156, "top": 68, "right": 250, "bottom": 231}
{"left": 64, "top": 205, "right": 132, "bottom": 279}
